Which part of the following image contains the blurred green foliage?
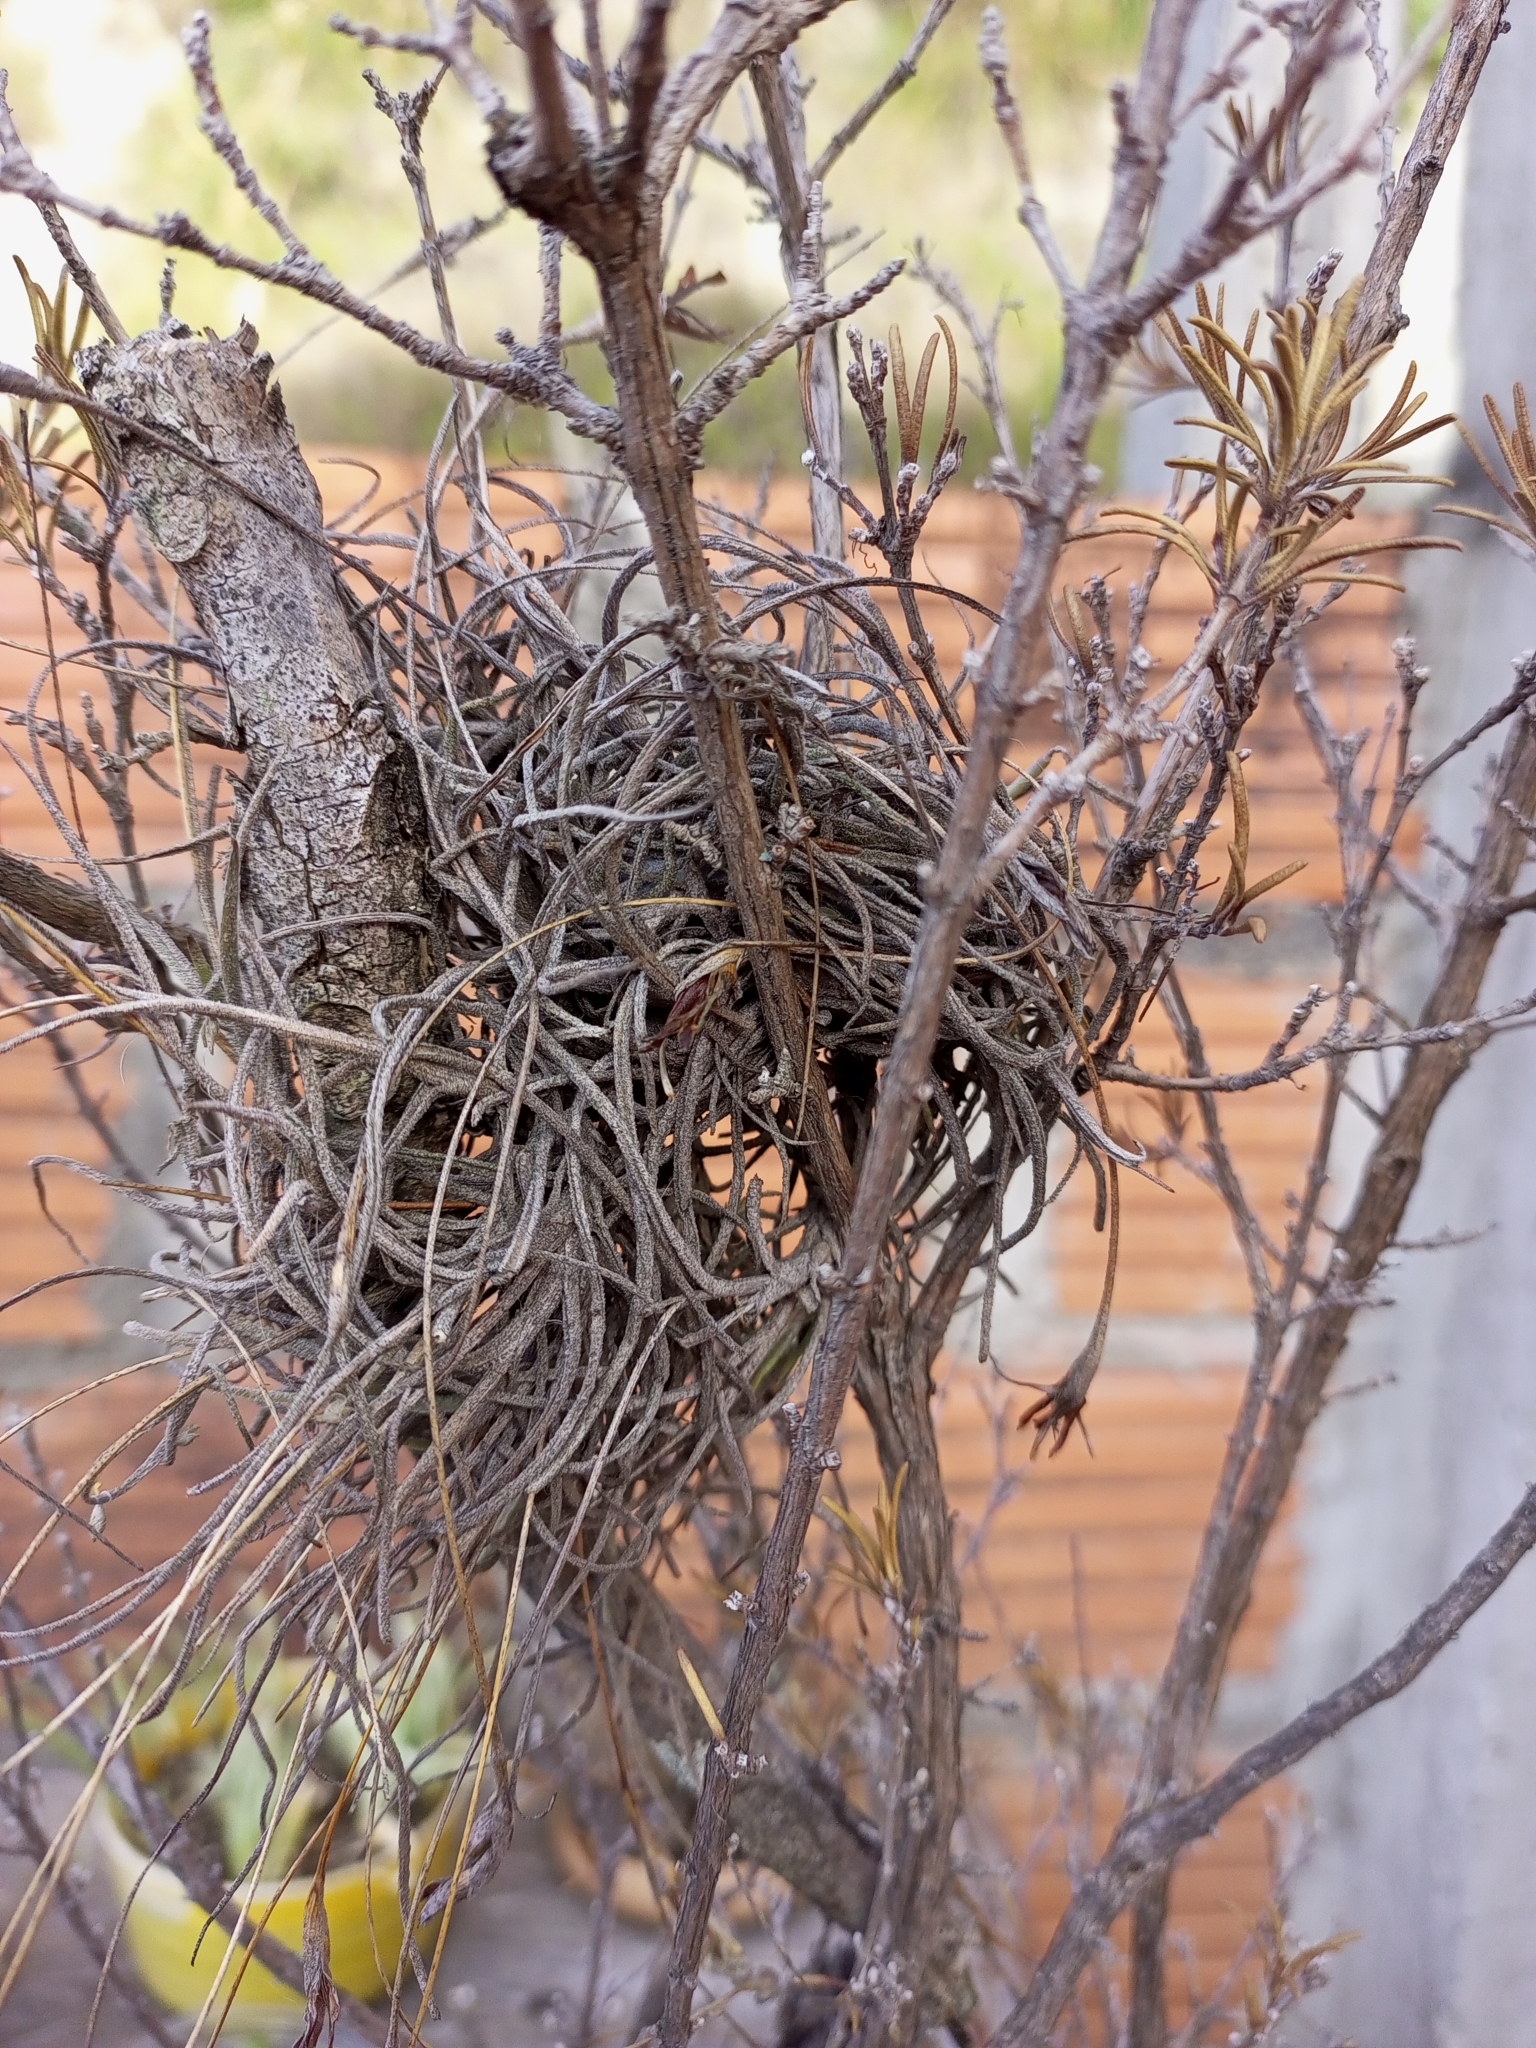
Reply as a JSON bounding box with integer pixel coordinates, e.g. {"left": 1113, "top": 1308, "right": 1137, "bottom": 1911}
{"left": 98, "top": 0, "right": 1152, "bottom": 474}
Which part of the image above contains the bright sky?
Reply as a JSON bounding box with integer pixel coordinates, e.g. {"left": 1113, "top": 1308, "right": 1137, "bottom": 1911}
{"left": 0, "top": 0, "right": 180, "bottom": 359}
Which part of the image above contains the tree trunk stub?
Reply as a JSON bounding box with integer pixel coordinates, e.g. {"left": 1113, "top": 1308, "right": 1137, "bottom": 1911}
{"left": 83, "top": 323, "right": 432, "bottom": 1042}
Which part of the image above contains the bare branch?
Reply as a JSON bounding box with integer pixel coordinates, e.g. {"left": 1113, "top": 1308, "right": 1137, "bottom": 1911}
{"left": 1100, "top": 983, "right": 1536, "bottom": 1091}
{"left": 646, "top": 0, "right": 854, "bottom": 201}
{"left": 1356, "top": 0, "right": 1397, "bottom": 226}
{"left": 1119, "top": 0, "right": 1362, "bottom": 330}
{"left": 620, "top": 0, "right": 672, "bottom": 180}
{"left": 0, "top": 848, "right": 132, "bottom": 951}
{"left": 993, "top": 1482, "right": 1536, "bottom": 2045}
{"left": 808, "top": 0, "right": 957, "bottom": 184}
{"left": 0, "top": 157, "right": 622, "bottom": 447}
{"left": 678, "top": 255, "right": 905, "bottom": 450}
{"left": 511, "top": 0, "right": 584, "bottom": 181}
{"left": 1350, "top": 0, "right": 1509, "bottom": 353}
{"left": 183, "top": 13, "right": 304, "bottom": 256}
{"left": 749, "top": 54, "right": 847, "bottom": 664}
{"left": 581, "top": 0, "right": 612, "bottom": 144}
{"left": 978, "top": 8, "right": 1077, "bottom": 301}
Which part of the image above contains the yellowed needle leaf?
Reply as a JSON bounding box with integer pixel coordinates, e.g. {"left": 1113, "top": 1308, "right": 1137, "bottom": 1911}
{"left": 677, "top": 1648, "right": 726, "bottom": 1743}
{"left": 1239, "top": 856, "right": 1308, "bottom": 908}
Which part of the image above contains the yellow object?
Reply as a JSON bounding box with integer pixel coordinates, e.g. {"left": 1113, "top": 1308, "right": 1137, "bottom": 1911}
{"left": 95, "top": 1713, "right": 464, "bottom": 2024}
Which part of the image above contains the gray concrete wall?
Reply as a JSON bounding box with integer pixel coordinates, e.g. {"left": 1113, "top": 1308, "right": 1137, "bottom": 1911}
{"left": 1283, "top": 13, "right": 1536, "bottom": 2039}
{"left": 1284, "top": 547, "right": 1536, "bottom": 2044}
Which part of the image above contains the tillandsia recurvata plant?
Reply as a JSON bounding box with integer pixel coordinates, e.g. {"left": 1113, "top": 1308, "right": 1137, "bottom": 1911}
{"left": 0, "top": 1, "right": 1529, "bottom": 2044}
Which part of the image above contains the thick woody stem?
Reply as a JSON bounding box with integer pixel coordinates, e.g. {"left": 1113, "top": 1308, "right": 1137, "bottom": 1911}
{"left": 82, "top": 325, "right": 432, "bottom": 1041}
{"left": 1127, "top": 1871, "right": 1172, "bottom": 2048}
{"left": 590, "top": 254, "right": 856, "bottom": 1223}
{"left": 752, "top": 61, "right": 971, "bottom": 2017}
{"left": 655, "top": 8, "right": 1209, "bottom": 2031}
{"left": 842, "top": 1275, "right": 980, "bottom": 2044}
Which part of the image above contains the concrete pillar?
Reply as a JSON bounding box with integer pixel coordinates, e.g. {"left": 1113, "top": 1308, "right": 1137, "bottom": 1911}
{"left": 1284, "top": 12, "right": 1536, "bottom": 2041}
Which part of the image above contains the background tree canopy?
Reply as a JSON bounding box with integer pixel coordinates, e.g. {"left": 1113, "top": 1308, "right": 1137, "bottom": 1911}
{"left": 6, "top": 0, "right": 1155, "bottom": 466}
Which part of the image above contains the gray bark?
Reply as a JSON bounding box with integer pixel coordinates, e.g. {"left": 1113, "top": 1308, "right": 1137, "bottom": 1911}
{"left": 81, "top": 323, "right": 432, "bottom": 1040}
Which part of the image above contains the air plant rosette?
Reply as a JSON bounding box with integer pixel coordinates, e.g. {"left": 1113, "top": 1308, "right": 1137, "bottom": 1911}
{"left": 14, "top": 293, "right": 1118, "bottom": 1879}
